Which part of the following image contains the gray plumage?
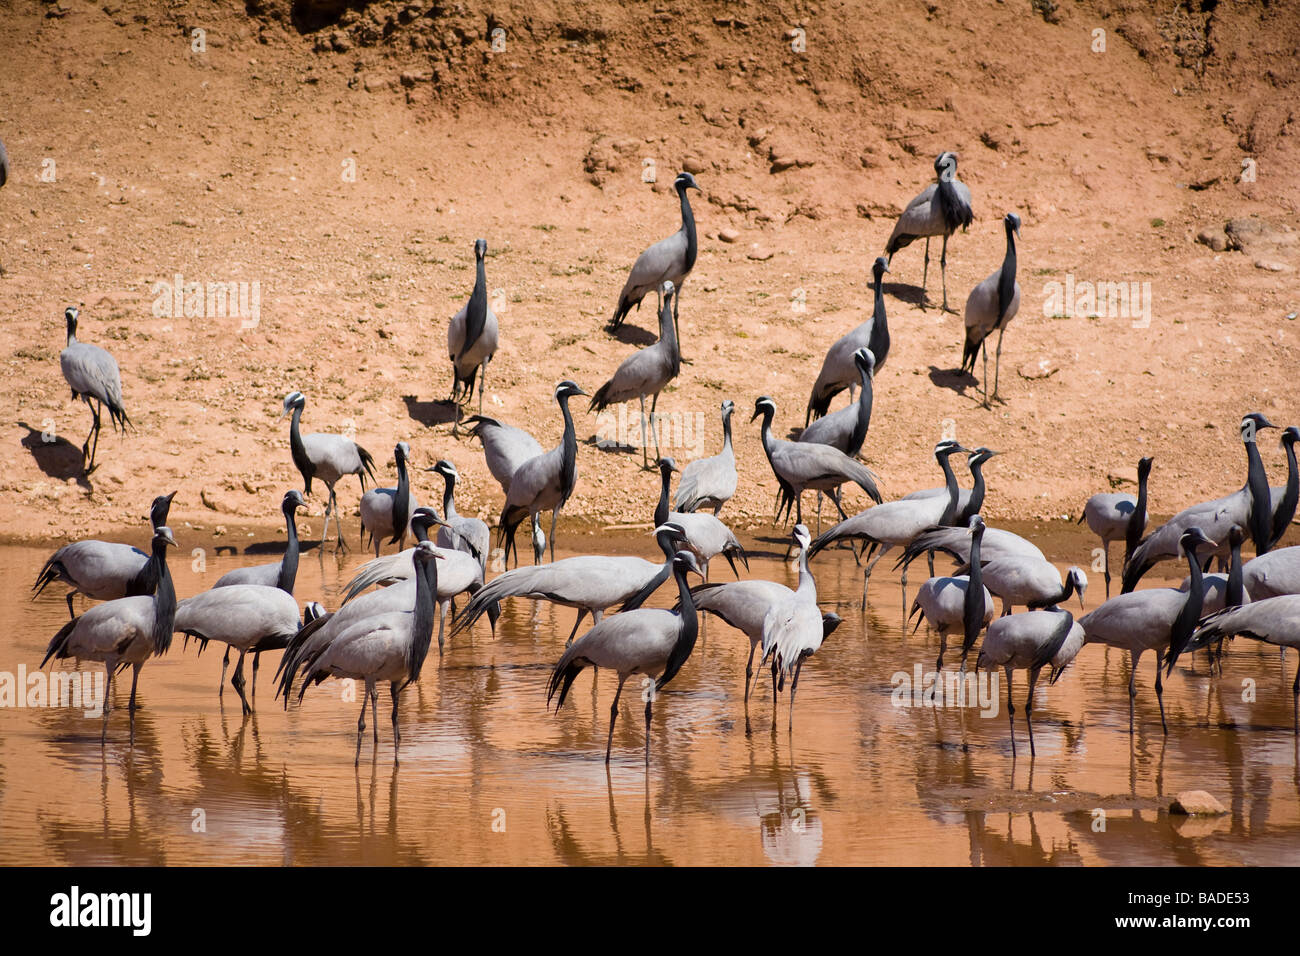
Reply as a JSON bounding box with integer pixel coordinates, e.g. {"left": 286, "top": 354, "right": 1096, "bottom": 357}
{"left": 60, "top": 306, "right": 131, "bottom": 472}
{"left": 1081, "top": 456, "right": 1152, "bottom": 598}
{"left": 911, "top": 575, "right": 995, "bottom": 672}
{"left": 898, "top": 524, "right": 1046, "bottom": 569}
{"left": 592, "top": 282, "right": 681, "bottom": 470}
{"left": 281, "top": 390, "right": 377, "bottom": 550}
{"left": 752, "top": 396, "right": 882, "bottom": 528}
{"left": 40, "top": 527, "right": 179, "bottom": 745}
{"left": 1079, "top": 527, "right": 1214, "bottom": 734}
{"left": 429, "top": 459, "right": 490, "bottom": 571}
{"left": 463, "top": 412, "right": 547, "bottom": 562}
{"left": 498, "top": 381, "right": 587, "bottom": 566}
{"left": 175, "top": 584, "right": 302, "bottom": 714}
{"left": 674, "top": 400, "right": 737, "bottom": 514}
{"left": 756, "top": 526, "right": 827, "bottom": 731}
{"left": 902, "top": 446, "right": 999, "bottom": 525}
{"left": 977, "top": 608, "right": 1084, "bottom": 756}
{"left": 799, "top": 348, "right": 874, "bottom": 456}
{"left": 280, "top": 542, "right": 441, "bottom": 765}
{"left": 359, "top": 442, "right": 419, "bottom": 557}
{"left": 33, "top": 491, "right": 176, "bottom": 618}
{"left": 884, "top": 152, "right": 974, "bottom": 311}
{"left": 448, "top": 238, "right": 499, "bottom": 419}
{"left": 608, "top": 172, "right": 700, "bottom": 336}
{"left": 339, "top": 508, "right": 486, "bottom": 656}
{"left": 961, "top": 212, "right": 1020, "bottom": 406}
{"left": 1188, "top": 595, "right": 1300, "bottom": 733}
{"left": 1123, "top": 415, "right": 1277, "bottom": 592}
{"left": 1243, "top": 546, "right": 1300, "bottom": 600}
{"left": 453, "top": 524, "right": 684, "bottom": 645}
{"left": 806, "top": 258, "right": 890, "bottom": 423}
{"left": 213, "top": 490, "right": 306, "bottom": 592}
{"left": 546, "top": 552, "right": 703, "bottom": 766}
{"left": 655, "top": 458, "right": 747, "bottom": 580}
{"left": 0, "top": 136, "right": 8, "bottom": 188}
{"left": 807, "top": 440, "right": 968, "bottom": 607}
{"left": 966, "top": 557, "right": 1087, "bottom": 616}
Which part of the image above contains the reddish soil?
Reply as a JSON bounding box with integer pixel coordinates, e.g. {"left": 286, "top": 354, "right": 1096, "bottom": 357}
{"left": 0, "top": 0, "right": 1297, "bottom": 547}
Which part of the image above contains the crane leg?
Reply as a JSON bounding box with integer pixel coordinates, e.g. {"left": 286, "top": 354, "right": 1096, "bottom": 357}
{"left": 1103, "top": 542, "right": 1112, "bottom": 599}
{"left": 437, "top": 600, "right": 449, "bottom": 656}
{"left": 354, "top": 690, "right": 368, "bottom": 766}
{"left": 1026, "top": 666, "right": 1041, "bottom": 757}
{"left": 478, "top": 360, "right": 488, "bottom": 416}
{"left": 565, "top": 608, "right": 587, "bottom": 647}
{"left": 605, "top": 678, "right": 626, "bottom": 764}
{"left": 391, "top": 682, "right": 402, "bottom": 765}
{"left": 638, "top": 395, "right": 649, "bottom": 470}
{"left": 644, "top": 696, "right": 653, "bottom": 768}
{"left": 770, "top": 659, "right": 779, "bottom": 731}
{"left": 1127, "top": 649, "right": 1139, "bottom": 736}
{"left": 940, "top": 234, "right": 951, "bottom": 313}
{"left": 1005, "top": 666, "right": 1016, "bottom": 758}
{"left": 219, "top": 647, "right": 230, "bottom": 699}
{"left": 789, "top": 657, "right": 805, "bottom": 731}
{"left": 860, "top": 543, "right": 891, "bottom": 608}
{"left": 127, "top": 663, "right": 142, "bottom": 748}
{"left": 1154, "top": 649, "right": 1168, "bottom": 735}
{"left": 743, "top": 642, "right": 756, "bottom": 708}
{"left": 981, "top": 343, "right": 990, "bottom": 408}
{"left": 232, "top": 650, "right": 252, "bottom": 716}
{"left": 321, "top": 491, "right": 335, "bottom": 552}
{"left": 251, "top": 651, "right": 261, "bottom": 701}
{"left": 101, "top": 663, "right": 114, "bottom": 745}
{"left": 937, "top": 632, "right": 948, "bottom": 672}
{"left": 1292, "top": 663, "right": 1299, "bottom": 736}
{"left": 993, "top": 327, "right": 1006, "bottom": 403}
{"left": 920, "top": 237, "right": 931, "bottom": 308}
{"left": 332, "top": 489, "right": 346, "bottom": 550}
{"left": 649, "top": 392, "right": 662, "bottom": 467}
{"left": 370, "top": 682, "right": 380, "bottom": 745}
{"left": 549, "top": 508, "right": 559, "bottom": 563}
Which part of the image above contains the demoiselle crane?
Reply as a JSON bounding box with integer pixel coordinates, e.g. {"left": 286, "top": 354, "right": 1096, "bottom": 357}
{"left": 448, "top": 238, "right": 499, "bottom": 420}
{"left": 884, "top": 152, "right": 973, "bottom": 312}
{"left": 281, "top": 390, "right": 377, "bottom": 550}
{"left": 961, "top": 212, "right": 1021, "bottom": 406}
{"left": 806, "top": 258, "right": 890, "bottom": 423}
{"left": 60, "top": 306, "right": 131, "bottom": 472}
{"left": 674, "top": 399, "right": 737, "bottom": 515}
{"left": 359, "top": 442, "right": 418, "bottom": 557}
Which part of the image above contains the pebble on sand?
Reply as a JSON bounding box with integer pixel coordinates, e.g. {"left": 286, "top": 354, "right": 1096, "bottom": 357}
{"left": 1170, "top": 790, "right": 1228, "bottom": 816}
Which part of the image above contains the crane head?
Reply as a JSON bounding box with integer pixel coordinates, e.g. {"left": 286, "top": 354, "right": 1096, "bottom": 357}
{"left": 280, "top": 391, "right": 306, "bottom": 418}
{"left": 674, "top": 171, "right": 701, "bottom": 192}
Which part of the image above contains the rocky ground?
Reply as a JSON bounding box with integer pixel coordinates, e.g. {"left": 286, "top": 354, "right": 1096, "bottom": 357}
{"left": 0, "top": 0, "right": 1296, "bottom": 548}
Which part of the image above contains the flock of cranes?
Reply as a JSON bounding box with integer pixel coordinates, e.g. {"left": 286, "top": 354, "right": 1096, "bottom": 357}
{"left": 28, "top": 151, "right": 1300, "bottom": 770}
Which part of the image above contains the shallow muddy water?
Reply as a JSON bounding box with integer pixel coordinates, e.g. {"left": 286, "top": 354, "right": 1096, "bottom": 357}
{"left": 2, "top": 520, "right": 1298, "bottom": 866}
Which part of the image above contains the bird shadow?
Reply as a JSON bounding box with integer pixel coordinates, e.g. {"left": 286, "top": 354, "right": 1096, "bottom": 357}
{"left": 607, "top": 323, "right": 658, "bottom": 348}
{"left": 882, "top": 281, "right": 929, "bottom": 308}
{"left": 402, "top": 395, "right": 460, "bottom": 429}
{"left": 928, "top": 365, "right": 978, "bottom": 397}
{"left": 17, "top": 421, "right": 91, "bottom": 489}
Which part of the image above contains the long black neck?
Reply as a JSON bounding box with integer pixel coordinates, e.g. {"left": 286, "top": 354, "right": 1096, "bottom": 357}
{"left": 1273, "top": 438, "right": 1299, "bottom": 546}
{"left": 721, "top": 409, "right": 733, "bottom": 454}
{"left": 411, "top": 516, "right": 432, "bottom": 544}
{"left": 277, "top": 502, "right": 300, "bottom": 594}
{"left": 288, "top": 406, "right": 313, "bottom": 491}
{"left": 407, "top": 555, "right": 438, "bottom": 682}
{"left": 1125, "top": 467, "right": 1150, "bottom": 562}
{"left": 65, "top": 314, "right": 77, "bottom": 347}
{"left": 1245, "top": 435, "right": 1272, "bottom": 556}
{"left": 961, "top": 527, "right": 985, "bottom": 656}
{"left": 461, "top": 254, "right": 488, "bottom": 359}
{"left": 1168, "top": 540, "right": 1207, "bottom": 670}
{"left": 938, "top": 452, "right": 962, "bottom": 527}
{"left": 657, "top": 564, "right": 699, "bottom": 690}
{"left": 996, "top": 223, "right": 1017, "bottom": 324}
{"left": 557, "top": 394, "right": 578, "bottom": 505}
{"left": 867, "top": 270, "right": 889, "bottom": 368}
{"left": 655, "top": 464, "right": 672, "bottom": 527}
{"left": 391, "top": 454, "right": 411, "bottom": 543}
{"left": 846, "top": 364, "right": 873, "bottom": 459}
{"left": 1226, "top": 537, "right": 1244, "bottom": 609}
{"left": 1051, "top": 572, "right": 1077, "bottom": 607}
{"left": 678, "top": 184, "right": 698, "bottom": 273}
{"left": 659, "top": 293, "right": 680, "bottom": 377}
{"left": 963, "top": 459, "right": 987, "bottom": 522}
{"left": 441, "top": 472, "right": 457, "bottom": 520}
{"left": 150, "top": 541, "right": 176, "bottom": 656}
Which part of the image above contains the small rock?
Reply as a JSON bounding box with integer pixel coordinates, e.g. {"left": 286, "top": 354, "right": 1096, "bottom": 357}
{"left": 718, "top": 228, "right": 740, "bottom": 243}
{"left": 1170, "top": 790, "right": 1228, "bottom": 816}
{"left": 1196, "top": 227, "right": 1228, "bottom": 252}
{"left": 747, "top": 246, "right": 774, "bottom": 261}
{"left": 681, "top": 154, "right": 708, "bottom": 175}
{"left": 200, "top": 489, "right": 220, "bottom": 511}
{"left": 855, "top": 203, "right": 874, "bottom": 219}
{"left": 363, "top": 74, "right": 393, "bottom": 93}
{"left": 1018, "top": 358, "right": 1059, "bottom": 380}
{"left": 330, "top": 31, "right": 352, "bottom": 52}
{"left": 241, "top": 479, "right": 258, "bottom": 495}
{"left": 214, "top": 525, "right": 227, "bottom": 537}
{"left": 1255, "top": 259, "right": 1294, "bottom": 273}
